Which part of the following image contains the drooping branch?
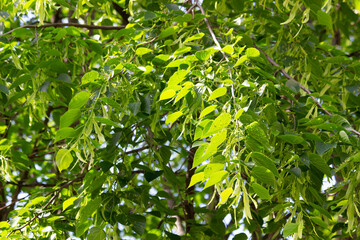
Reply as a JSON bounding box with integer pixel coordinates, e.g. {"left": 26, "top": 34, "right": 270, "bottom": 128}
{"left": 253, "top": 44, "right": 360, "bottom": 137}
{"left": 1, "top": 23, "right": 126, "bottom": 36}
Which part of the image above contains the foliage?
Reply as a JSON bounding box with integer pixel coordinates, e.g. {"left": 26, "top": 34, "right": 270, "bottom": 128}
{"left": 1, "top": 0, "right": 360, "bottom": 239}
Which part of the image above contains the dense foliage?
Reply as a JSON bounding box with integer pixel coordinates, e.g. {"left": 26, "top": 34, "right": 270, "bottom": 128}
{"left": 1, "top": 0, "right": 360, "bottom": 239}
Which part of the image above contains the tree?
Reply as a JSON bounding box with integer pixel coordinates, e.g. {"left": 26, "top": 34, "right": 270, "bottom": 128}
{"left": 1, "top": 0, "right": 360, "bottom": 239}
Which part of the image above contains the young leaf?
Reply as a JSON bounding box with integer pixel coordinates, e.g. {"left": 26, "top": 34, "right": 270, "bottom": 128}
{"left": 200, "top": 105, "right": 217, "bottom": 118}
{"left": 207, "top": 112, "right": 231, "bottom": 136}
{"left": 188, "top": 172, "right": 204, "bottom": 188}
{"left": 135, "top": 47, "right": 153, "bottom": 56}
{"left": 165, "top": 111, "right": 183, "bottom": 125}
{"left": 63, "top": 197, "right": 77, "bottom": 211}
{"left": 168, "top": 70, "right": 188, "bottom": 86}
{"left": 245, "top": 48, "right": 260, "bottom": 58}
{"left": 218, "top": 187, "right": 233, "bottom": 205}
{"left": 203, "top": 170, "right": 228, "bottom": 189}
{"left": 160, "top": 89, "right": 176, "bottom": 100}
{"left": 184, "top": 32, "right": 205, "bottom": 43}
{"left": 208, "top": 87, "right": 227, "bottom": 101}
{"left": 56, "top": 149, "right": 73, "bottom": 172}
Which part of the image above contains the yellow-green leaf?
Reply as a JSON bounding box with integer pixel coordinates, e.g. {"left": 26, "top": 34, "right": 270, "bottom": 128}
{"left": 199, "top": 105, "right": 217, "bottom": 118}
{"left": 188, "top": 172, "right": 204, "bottom": 188}
{"left": 56, "top": 149, "right": 73, "bottom": 172}
{"left": 135, "top": 47, "right": 153, "bottom": 56}
{"left": 82, "top": 71, "right": 99, "bottom": 85}
{"left": 218, "top": 187, "right": 233, "bottom": 205}
{"left": 165, "top": 111, "right": 183, "bottom": 125}
{"left": 207, "top": 112, "right": 231, "bottom": 136}
{"left": 63, "top": 197, "right": 77, "bottom": 211}
{"left": 69, "top": 91, "right": 90, "bottom": 109}
{"left": 234, "top": 55, "right": 248, "bottom": 67}
{"left": 246, "top": 47, "right": 260, "bottom": 58}
{"left": 222, "top": 45, "right": 234, "bottom": 55}
{"left": 168, "top": 70, "right": 188, "bottom": 86}
{"left": 185, "top": 32, "right": 205, "bottom": 43}
{"left": 203, "top": 170, "right": 228, "bottom": 189}
{"left": 160, "top": 89, "right": 176, "bottom": 100}
{"left": 208, "top": 87, "right": 227, "bottom": 101}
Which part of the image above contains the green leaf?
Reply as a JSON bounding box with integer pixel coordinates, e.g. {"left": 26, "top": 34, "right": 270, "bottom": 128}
{"left": 165, "top": 111, "right": 183, "bottom": 125}
{"left": 160, "top": 89, "right": 176, "bottom": 100}
{"left": 79, "top": 197, "right": 102, "bottom": 223}
{"left": 173, "top": 46, "right": 191, "bottom": 56}
{"left": 208, "top": 87, "right": 227, "bottom": 101}
{"left": 69, "top": 91, "right": 90, "bottom": 109}
{"left": 286, "top": 79, "right": 300, "bottom": 93}
{"left": 252, "top": 166, "right": 276, "bottom": 187}
{"left": 317, "top": 10, "right": 332, "bottom": 29}
{"left": 195, "top": 48, "right": 218, "bottom": 61}
{"left": 245, "top": 48, "right": 260, "bottom": 58}
{"left": 94, "top": 117, "right": 119, "bottom": 128}
{"left": 128, "top": 214, "right": 146, "bottom": 235}
{"left": 207, "top": 112, "right": 231, "bottom": 136}
{"left": 11, "top": 51, "right": 22, "bottom": 69}
{"left": 278, "top": 134, "right": 305, "bottom": 144}
{"left": 158, "top": 26, "right": 178, "bottom": 39}
{"left": 60, "top": 109, "right": 81, "bottom": 128}
{"left": 308, "top": 153, "right": 331, "bottom": 177}
{"left": 188, "top": 172, "right": 204, "bottom": 188}
{"left": 283, "top": 222, "right": 299, "bottom": 237}
{"left": 310, "top": 216, "right": 328, "bottom": 228}
{"left": 252, "top": 183, "right": 270, "bottom": 200}
{"left": 193, "top": 143, "right": 209, "bottom": 168}
{"left": 135, "top": 47, "right": 153, "bottom": 56}
{"left": 168, "top": 70, "right": 188, "bottom": 86}
{"left": 81, "top": 71, "right": 99, "bottom": 85}
{"left": 234, "top": 55, "right": 248, "bottom": 67}
{"left": 251, "top": 152, "right": 279, "bottom": 177}
{"left": 174, "top": 83, "right": 193, "bottom": 103}
{"left": 56, "top": 149, "right": 73, "bottom": 172}
{"left": 246, "top": 122, "right": 271, "bottom": 150}
{"left": 185, "top": 33, "right": 205, "bottom": 43}
{"left": 200, "top": 105, "right": 217, "bottom": 118}
{"left": 222, "top": 45, "right": 234, "bottom": 55}
{"left": 63, "top": 197, "right": 77, "bottom": 211}
{"left": 88, "top": 227, "right": 106, "bottom": 240}
{"left": 218, "top": 187, "right": 233, "bottom": 205}
{"left": 204, "top": 163, "right": 224, "bottom": 179}
{"left": 55, "top": 127, "right": 76, "bottom": 142}
{"left": 203, "top": 170, "right": 228, "bottom": 189}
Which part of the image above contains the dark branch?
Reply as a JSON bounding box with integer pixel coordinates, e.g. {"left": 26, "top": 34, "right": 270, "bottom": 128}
{"left": 112, "top": 1, "right": 129, "bottom": 25}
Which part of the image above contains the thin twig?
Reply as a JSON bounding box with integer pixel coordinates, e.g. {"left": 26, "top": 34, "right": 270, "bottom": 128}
{"left": 1, "top": 23, "right": 126, "bottom": 36}
{"left": 254, "top": 44, "right": 360, "bottom": 137}
{"left": 7, "top": 173, "right": 85, "bottom": 236}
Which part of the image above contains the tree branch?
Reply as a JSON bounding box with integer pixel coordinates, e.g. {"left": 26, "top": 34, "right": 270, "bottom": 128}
{"left": 253, "top": 44, "right": 360, "bottom": 137}
{"left": 1, "top": 23, "right": 126, "bottom": 36}
{"left": 7, "top": 173, "right": 85, "bottom": 236}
